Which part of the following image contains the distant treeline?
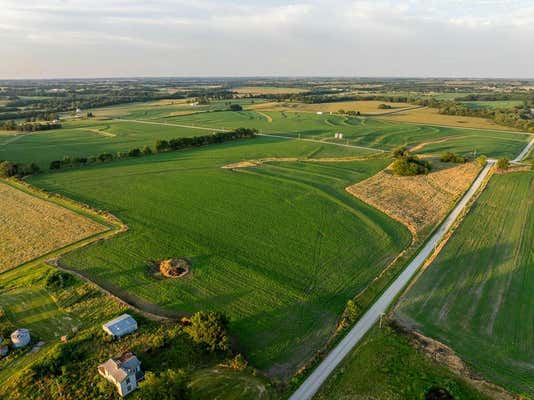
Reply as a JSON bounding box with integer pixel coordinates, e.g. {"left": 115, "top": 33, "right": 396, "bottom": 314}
{"left": 414, "top": 98, "right": 534, "bottom": 132}
{"left": 0, "top": 160, "right": 40, "bottom": 178}
{"left": 48, "top": 127, "right": 257, "bottom": 172}
{"left": 0, "top": 120, "right": 62, "bottom": 132}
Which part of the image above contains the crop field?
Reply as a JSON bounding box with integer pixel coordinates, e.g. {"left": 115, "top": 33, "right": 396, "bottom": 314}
{"left": 396, "top": 171, "right": 534, "bottom": 396}
{"left": 348, "top": 160, "right": 481, "bottom": 237}
{"left": 314, "top": 326, "right": 489, "bottom": 400}
{"left": 2, "top": 102, "right": 529, "bottom": 168}
{"left": 0, "top": 119, "right": 208, "bottom": 167}
{"left": 376, "top": 106, "right": 522, "bottom": 131}
{"left": 157, "top": 110, "right": 529, "bottom": 158}
{"left": 247, "top": 100, "right": 413, "bottom": 115}
{"left": 28, "top": 137, "right": 411, "bottom": 377}
{"left": 0, "top": 181, "right": 106, "bottom": 272}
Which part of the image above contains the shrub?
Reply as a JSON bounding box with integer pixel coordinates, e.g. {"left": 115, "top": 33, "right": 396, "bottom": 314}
{"left": 50, "top": 160, "right": 62, "bottom": 170}
{"left": 378, "top": 103, "right": 392, "bottom": 109}
{"left": 45, "top": 270, "right": 74, "bottom": 290}
{"left": 476, "top": 155, "right": 487, "bottom": 167}
{"left": 392, "top": 146, "right": 410, "bottom": 159}
{"left": 0, "top": 161, "right": 17, "bottom": 177}
{"left": 184, "top": 311, "right": 230, "bottom": 352}
{"left": 128, "top": 148, "right": 142, "bottom": 157}
{"left": 496, "top": 158, "right": 510, "bottom": 170}
{"left": 97, "top": 153, "right": 114, "bottom": 162}
{"left": 440, "top": 152, "right": 466, "bottom": 163}
{"left": 142, "top": 145, "right": 153, "bottom": 155}
{"left": 229, "top": 104, "right": 243, "bottom": 111}
{"left": 227, "top": 354, "right": 248, "bottom": 371}
{"left": 155, "top": 139, "right": 170, "bottom": 153}
{"left": 140, "top": 369, "right": 191, "bottom": 400}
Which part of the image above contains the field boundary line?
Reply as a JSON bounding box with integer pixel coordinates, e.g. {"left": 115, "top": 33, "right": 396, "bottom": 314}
{"left": 288, "top": 161, "right": 495, "bottom": 400}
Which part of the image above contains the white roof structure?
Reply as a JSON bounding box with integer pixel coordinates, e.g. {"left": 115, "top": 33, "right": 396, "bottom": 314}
{"left": 10, "top": 328, "right": 30, "bottom": 348}
{"left": 102, "top": 314, "right": 138, "bottom": 337}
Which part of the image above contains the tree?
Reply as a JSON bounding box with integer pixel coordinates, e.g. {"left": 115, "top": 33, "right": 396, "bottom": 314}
{"left": 155, "top": 139, "right": 170, "bottom": 153}
{"left": 392, "top": 146, "right": 410, "bottom": 159}
{"left": 184, "top": 311, "right": 230, "bottom": 352}
{"left": 97, "top": 153, "right": 114, "bottom": 162}
{"left": 476, "top": 155, "right": 487, "bottom": 167}
{"left": 50, "top": 160, "right": 62, "bottom": 170}
{"left": 0, "top": 161, "right": 17, "bottom": 178}
{"left": 142, "top": 145, "right": 153, "bottom": 155}
{"left": 128, "top": 148, "right": 142, "bottom": 157}
{"left": 229, "top": 104, "right": 243, "bottom": 111}
{"left": 496, "top": 158, "right": 510, "bottom": 170}
{"left": 139, "top": 369, "right": 190, "bottom": 400}
{"left": 227, "top": 354, "right": 247, "bottom": 371}
{"left": 391, "top": 156, "right": 431, "bottom": 176}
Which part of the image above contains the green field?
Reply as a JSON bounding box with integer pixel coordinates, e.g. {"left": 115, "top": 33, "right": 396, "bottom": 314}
{"left": 396, "top": 171, "right": 534, "bottom": 396}
{"left": 314, "top": 326, "right": 489, "bottom": 400}
{"left": 28, "top": 137, "right": 410, "bottom": 377}
{"left": 1, "top": 104, "right": 530, "bottom": 169}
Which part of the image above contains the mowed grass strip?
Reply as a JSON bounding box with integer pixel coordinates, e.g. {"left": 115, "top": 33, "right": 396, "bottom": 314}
{"left": 29, "top": 137, "right": 410, "bottom": 377}
{"left": 396, "top": 171, "right": 534, "bottom": 396}
{"left": 0, "top": 181, "right": 106, "bottom": 272}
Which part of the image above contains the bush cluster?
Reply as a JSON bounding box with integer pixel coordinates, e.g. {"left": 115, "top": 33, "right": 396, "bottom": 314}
{"left": 440, "top": 152, "right": 467, "bottom": 163}
{"left": 0, "top": 160, "right": 40, "bottom": 178}
{"left": 391, "top": 146, "right": 431, "bottom": 176}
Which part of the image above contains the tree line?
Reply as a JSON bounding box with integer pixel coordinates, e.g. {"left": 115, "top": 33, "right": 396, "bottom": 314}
{"left": 49, "top": 128, "right": 258, "bottom": 171}
{"left": 0, "top": 120, "right": 61, "bottom": 132}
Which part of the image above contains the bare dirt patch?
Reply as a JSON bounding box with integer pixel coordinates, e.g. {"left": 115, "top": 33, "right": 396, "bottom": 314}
{"left": 347, "top": 160, "right": 481, "bottom": 237}
{"left": 222, "top": 156, "right": 369, "bottom": 170}
{"left": 0, "top": 182, "right": 107, "bottom": 272}
{"left": 157, "top": 258, "right": 191, "bottom": 278}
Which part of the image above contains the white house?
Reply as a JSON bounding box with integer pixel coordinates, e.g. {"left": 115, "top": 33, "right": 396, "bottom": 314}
{"left": 98, "top": 352, "right": 144, "bottom": 397}
{"left": 102, "top": 314, "right": 138, "bottom": 338}
{"left": 334, "top": 133, "right": 343, "bottom": 139}
{"left": 10, "top": 329, "right": 30, "bottom": 348}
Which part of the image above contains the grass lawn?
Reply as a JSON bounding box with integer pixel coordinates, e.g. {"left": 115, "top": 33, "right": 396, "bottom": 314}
{"left": 314, "top": 326, "right": 490, "bottom": 400}
{"left": 28, "top": 137, "right": 410, "bottom": 378}
{"left": 396, "top": 171, "right": 534, "bottom": 397}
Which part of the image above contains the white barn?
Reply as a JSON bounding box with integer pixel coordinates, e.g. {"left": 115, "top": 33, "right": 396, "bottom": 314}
{"left": 98, "top": 352, "right": 144, "bottom": 397}
{"left": 102, "top": 314, "right": 138, "bottom": 338}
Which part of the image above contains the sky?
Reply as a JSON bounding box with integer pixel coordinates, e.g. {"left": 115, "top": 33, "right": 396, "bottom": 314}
{"left": 1, "top": 0, "right": 533, "bottom": 79}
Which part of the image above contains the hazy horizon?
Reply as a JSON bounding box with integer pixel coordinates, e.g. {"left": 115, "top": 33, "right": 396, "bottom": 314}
{"left": 2, "top": 0, "right": 534, "bottom": 79}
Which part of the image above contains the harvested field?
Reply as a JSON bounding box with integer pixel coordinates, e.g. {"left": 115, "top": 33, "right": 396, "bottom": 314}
{"left": 347, "top": 160, "right": 481, "bottom": 237}
{"left": 0, "top": 182, "right": 107, "bottom": 272}
{"left": 376, "top": 107, "right": 520, "bottom": 131}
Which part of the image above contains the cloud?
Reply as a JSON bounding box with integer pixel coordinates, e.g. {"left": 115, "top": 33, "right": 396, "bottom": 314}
{"left": 0, "top": 0, "right": 533, "bottom": 78}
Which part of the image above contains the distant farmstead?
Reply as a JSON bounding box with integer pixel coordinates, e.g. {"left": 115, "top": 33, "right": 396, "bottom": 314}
{"left": 10, "top": 328, "right": 30, "bottom": 348}
{"left": 102, "top": 314, "right": 138, "bottom": 338}
{"left": 98, "top": 351, "right": 144, "bottom": 397}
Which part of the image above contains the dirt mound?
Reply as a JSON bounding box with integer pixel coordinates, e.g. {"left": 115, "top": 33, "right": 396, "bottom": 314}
{"left": 158, "top": 258, "right": 190, "bottom": 278}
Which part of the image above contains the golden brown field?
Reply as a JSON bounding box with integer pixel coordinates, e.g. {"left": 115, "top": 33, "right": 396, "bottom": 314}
{"left": 376, "top": 107, "right": 519, "bottom": 131}
{"left": 347, "top": 160, "right": 481, "bottom": 237}
{"left": 247, "top": 100, "right": 413, "bottom": 115}
{"left": 0, "top": 182, "right": 107, "bottom": 272}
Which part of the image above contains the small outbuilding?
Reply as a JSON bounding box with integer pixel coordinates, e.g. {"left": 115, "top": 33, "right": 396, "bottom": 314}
{"left": 316, "top": 111, "right": 323, "bottom": 115}
{"left": 102, "top": 314, "right": 138, "bottom": 338}
{"left": 10, "top": 328, "right": 30, "bottom": 348}
{"left": 98, "top": 351, "right": 144, "bottom": 397}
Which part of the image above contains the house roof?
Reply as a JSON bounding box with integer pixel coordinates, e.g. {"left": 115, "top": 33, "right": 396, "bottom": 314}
{"left": 102, "top": 314, "right": 137, "bottom": 336}
{"left": 98, "top": 352, "right": 141, "bottom": 383}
